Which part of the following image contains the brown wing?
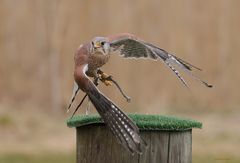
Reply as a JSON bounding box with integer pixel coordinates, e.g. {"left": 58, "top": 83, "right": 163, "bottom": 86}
{"left": 109, "top": 33, "right": 212, "bottom": 88}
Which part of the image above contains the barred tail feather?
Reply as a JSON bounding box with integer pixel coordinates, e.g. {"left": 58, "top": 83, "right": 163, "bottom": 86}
{"left": 87, "top": 86, "right": 146, "bottom": 154}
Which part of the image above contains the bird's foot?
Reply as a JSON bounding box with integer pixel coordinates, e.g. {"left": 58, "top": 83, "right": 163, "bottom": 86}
{"left": 97, "top": 69, "right": 131, "bottom": 102}
{"left": 97, "top": 70, "right": 113, "bottom": 86}
{"left": 93, "top": 76, "right": 99, "bottom": 86}
{"left": 102, "top": 78, "right": 113, "bottom": 86}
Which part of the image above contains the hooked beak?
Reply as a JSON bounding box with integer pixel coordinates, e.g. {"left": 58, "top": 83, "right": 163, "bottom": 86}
{"left": 94, "top": 41, "right": 101, "bottom": 48}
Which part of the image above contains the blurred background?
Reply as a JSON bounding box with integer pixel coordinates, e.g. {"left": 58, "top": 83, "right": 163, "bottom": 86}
{"left": 0, "top": 0, "right": 239, "bottom": 162}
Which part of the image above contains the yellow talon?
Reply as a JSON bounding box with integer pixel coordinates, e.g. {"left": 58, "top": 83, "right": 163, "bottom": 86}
{"left": 103, "top": 80, "right": 112, "bottom": 86}
{"left": 97, "top": 70, "right": 113, "bottom": 86}
{"left": 101, "top": 72, "right": 109, "bottom": 79}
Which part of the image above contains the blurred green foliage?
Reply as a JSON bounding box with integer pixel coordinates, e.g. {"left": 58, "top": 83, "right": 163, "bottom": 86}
{"left": 0, "top": 115, "right": 13, "bottom": 126}
{"left": 1, "top": 153, "right": 239, "bottom": 163}
{"left": 0, "top": 153, "right": 75, "bottom": 163}
{"left": 193, "top": 155, "right": 240, "bottom": 163}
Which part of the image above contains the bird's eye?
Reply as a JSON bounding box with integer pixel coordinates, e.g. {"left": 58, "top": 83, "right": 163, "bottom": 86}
{"left": 101, "top": 42, "right": 105, "bottom": 46}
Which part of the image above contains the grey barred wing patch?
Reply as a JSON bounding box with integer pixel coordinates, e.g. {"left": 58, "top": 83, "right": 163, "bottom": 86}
{"left": 110, "top": 38, "right": 158, "bottom": 59}
{"left": 110, "top": 38, "right": 173, "bottom": 62}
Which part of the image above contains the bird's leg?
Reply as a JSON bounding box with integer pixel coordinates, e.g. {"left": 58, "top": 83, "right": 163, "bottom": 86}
{"left": 67, "top": 81, "right": 80, "bottom": 113}
{"left": 93, "top": 75, "right": 100, "bottom": 86}
{"left": 71, "top": 94, "right": 88, "bottom": 119}
{"left": 97, "top": 69, "right": 131, "bottom": 102}
{"left": 97, "top": 69, "right": 113, "bottom": 86}
{"left": 70, "top": 76, "right": 100, "bottom": 118}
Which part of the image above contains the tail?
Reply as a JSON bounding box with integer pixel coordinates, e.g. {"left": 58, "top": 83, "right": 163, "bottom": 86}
{"left": 87, "top": 86, "right": 146, "bottom": 154}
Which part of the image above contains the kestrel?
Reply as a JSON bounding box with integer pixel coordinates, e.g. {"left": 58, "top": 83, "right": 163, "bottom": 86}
{"left": 69, "top": 33, "right": 212, "bottom": 154}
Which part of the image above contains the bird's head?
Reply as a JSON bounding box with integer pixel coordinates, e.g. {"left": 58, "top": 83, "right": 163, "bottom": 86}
{"left": 91, "top": 37, "right": 110, "bottom": 55}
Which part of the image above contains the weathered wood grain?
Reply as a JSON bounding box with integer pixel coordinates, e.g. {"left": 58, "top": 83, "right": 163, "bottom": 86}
{"left": 149, "top": 131, "right": 169, "bottom": 163}
{"left": 168, "top": 130, "right": 192, "bottom": 163}
{"left": 76, "top": 125, "right": 192, "bottom": 163}
{"left": 138, "top": 131, "right": 151, "bottom": 163}
{"left": 77, "top": 126, "right": 92, "bottom": 163}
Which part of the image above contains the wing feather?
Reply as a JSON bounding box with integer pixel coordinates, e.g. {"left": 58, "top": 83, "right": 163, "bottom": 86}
{"left": 110, "top": 35, "right": 212, "bottom": 88}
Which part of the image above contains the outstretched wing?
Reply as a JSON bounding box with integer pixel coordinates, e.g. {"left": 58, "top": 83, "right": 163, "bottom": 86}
{"left": 109, "top": 34, "right": 212, "bottom": 88}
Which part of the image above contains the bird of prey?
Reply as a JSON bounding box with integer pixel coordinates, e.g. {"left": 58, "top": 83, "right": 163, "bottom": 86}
{"left": 69, "top": 33, "right": 212, "bottom": 154}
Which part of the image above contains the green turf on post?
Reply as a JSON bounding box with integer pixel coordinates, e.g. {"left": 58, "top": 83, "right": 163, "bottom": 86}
{"left": 67, "top": 114, "right": 202, "bottom": 131}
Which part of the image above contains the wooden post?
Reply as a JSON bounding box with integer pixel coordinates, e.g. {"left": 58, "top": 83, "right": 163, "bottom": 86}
{"left": 67, "top": 114, "right": 201, "bottom": 163}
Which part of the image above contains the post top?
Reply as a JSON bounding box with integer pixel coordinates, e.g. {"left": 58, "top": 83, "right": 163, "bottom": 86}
{"left": 67, "top": 114, "right": 202, "bottom": 131}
